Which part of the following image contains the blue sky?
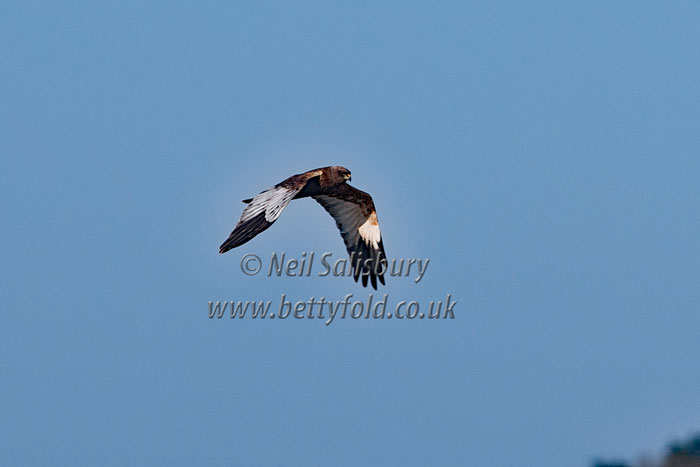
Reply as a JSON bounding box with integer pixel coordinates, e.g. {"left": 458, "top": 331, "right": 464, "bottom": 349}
{"left": 2, "top": 2, "right": 699, "bottom": 466}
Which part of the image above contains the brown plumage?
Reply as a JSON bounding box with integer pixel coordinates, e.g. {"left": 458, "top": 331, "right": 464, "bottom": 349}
{"left": 219, "top": 166, "right": 387, "bottom": 289}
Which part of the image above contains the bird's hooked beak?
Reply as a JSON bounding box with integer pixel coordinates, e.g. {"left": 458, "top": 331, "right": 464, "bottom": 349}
{"left": 345, "top": 173, "right": 352, "bottom": 182}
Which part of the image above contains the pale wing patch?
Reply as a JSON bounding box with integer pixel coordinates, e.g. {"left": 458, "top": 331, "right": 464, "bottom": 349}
{"left": 314, "top": 193, "right": 387, "bottom": 289}
{"left": 220, "top": 185, "right": 301, "bottom": 253}
{"left": 220, "top": 169, "right": 326, "bottom": 254}
{"left": 358, "top": 213, "right": 381, "bottom": 249}
{"left": 240, "top": 187, "right": 296, "bottom": 223}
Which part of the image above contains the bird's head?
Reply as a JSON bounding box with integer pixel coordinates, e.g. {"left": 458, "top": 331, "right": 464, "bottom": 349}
{"left": 332, "top": 166, "right": 352, "bottom": 183}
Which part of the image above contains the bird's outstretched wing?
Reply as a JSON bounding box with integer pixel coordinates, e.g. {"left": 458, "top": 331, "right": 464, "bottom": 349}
{"left": 219, "top": 170, "right": 321, "bottom": 253}
{"left": 313, "top": 184, "right": 387, "bottom": 289}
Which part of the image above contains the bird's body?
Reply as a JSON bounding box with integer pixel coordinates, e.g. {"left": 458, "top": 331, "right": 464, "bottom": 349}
{"left": 219, "top": 166, "right": 387, "bottom": 289}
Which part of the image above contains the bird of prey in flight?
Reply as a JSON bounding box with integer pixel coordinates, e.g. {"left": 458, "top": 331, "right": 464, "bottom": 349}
{"left": 219, "top": 166, "right": 387, "bottom": 289}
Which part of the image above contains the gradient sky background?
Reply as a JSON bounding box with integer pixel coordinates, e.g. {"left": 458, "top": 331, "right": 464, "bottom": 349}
{"left": 2, "top": 2, "right": 699, "bottom": 466}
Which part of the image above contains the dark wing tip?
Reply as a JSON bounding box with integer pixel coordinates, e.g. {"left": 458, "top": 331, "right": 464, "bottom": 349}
{"left": 348, "top": 240, "right": 387, "bottom": 289}
{"left": 219, "top": 212, "right": 272, "bottom": 254}
{"left": 242, "top": 198, "right": 253, "bottom": 204}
